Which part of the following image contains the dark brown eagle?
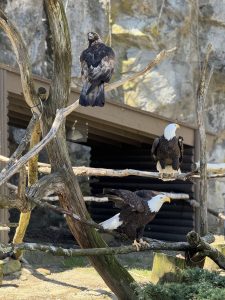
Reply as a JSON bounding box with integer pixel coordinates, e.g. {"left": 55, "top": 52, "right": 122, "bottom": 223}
{"left": 151, "top": 123, "right": 184, "bottom": 180}
{"left": 101, "top": 189, "right": 170, "bottom": 250}
{"left": 79, "top": 32, "right": 115, "bottom": 107}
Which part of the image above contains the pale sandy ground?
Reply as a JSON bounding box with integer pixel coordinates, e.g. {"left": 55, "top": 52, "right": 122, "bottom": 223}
{"left": 0, "top": 266, "right": 150, "bottom": 300}
{"left": 0, "top": 250, "right": 152, "bottom": 300}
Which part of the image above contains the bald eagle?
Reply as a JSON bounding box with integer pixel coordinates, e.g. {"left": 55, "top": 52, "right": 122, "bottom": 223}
{"left": 151, "top": 123, "right": 183, "bottom": 180}
{"left": 101, "top": 189, "right": 170, "bottom": 250}
{"left": 79, "top": 32, "right": 115, "bottom": 107}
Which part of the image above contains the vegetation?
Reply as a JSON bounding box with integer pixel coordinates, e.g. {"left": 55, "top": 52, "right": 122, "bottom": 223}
{"left": 137, "top": 268, "right": 225, "bottom": 300}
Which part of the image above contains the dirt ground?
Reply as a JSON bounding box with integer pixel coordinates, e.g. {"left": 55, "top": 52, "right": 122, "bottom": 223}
{"left": 0, "top": 251, "right": 152, "bottom": 300}
{"left": 2, "top": 235, "right": 224, "bottom": 299}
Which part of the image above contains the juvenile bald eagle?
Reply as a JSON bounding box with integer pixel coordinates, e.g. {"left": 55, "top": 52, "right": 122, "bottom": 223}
{"left": 79, "top": 32, "right": 115, "bottom": 107}
{"left": 101, "top": 189, "right": 170, "bottom": 250}
{"left": 151, "top": 123, "right": 183, "bottom": 180}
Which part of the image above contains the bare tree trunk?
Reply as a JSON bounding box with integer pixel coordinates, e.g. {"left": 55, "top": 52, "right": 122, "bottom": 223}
{"left": 36, "top": 1, "right": 137, "bottom": 299}
{"left": 196, "top": 44, "right": 213, "bottom": 236}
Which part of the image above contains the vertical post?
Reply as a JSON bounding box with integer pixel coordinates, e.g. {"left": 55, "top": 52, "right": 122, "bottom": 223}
{"left": 194, "top": 129, "right": 200, "bottom": 234}
{"left": 0, "top": 68, "right": 9, "bottom": 243}
{"left": 196, "top": 44, "right": 212, "bottom": 236}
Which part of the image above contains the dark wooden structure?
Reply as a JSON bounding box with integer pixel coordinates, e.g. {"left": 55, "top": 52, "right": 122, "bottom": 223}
{"left": 0, "top": 63, "right": 215, "bottom": 242}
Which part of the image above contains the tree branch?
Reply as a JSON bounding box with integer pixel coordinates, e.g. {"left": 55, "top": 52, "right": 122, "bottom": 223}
{"left": 105, "top": 47, "right": 176, "bottom": 92}
{"left": 3, "top": 113, "right": 39, "bottom": 173}
{"left": 0, "top": 232, "right": 214, "bottom": 258}
{"left": 0, "top": 10, "right": 40, "bottom": 113}
{"left": 4, "top": 154, "right": 225, "bottom": 181}
{"left": 187, "top": 231, "right": 225, "bottom": 269}
{"left": 207, "top": 208, "right": 225, "bottom": 220}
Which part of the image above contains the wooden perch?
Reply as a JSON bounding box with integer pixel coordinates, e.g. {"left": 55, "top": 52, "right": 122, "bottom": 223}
{"left": 2, "top": 154, "right": 225, "bottom": 180}
{"left": 0, "top": 232, "right": 214, "bottom": 258}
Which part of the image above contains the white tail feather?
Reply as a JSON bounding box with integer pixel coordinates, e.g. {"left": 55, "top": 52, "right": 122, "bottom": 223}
{"left": 100, "top": 213, "right": 123, "bottom": 230}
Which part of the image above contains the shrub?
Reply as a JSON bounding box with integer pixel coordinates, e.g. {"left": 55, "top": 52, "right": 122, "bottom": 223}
{"left": 137, "top": 268, "right": 225, "bottom": 300}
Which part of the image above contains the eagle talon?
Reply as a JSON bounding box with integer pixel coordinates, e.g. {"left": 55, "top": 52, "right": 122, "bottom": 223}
{"left": 159, "top": 173, "right": 164, "bottom": 180}
{"left": 133, "top": 239, "right": 142, "bottom": 251}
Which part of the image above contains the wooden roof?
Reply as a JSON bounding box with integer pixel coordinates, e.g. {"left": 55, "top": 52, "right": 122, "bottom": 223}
{"left": 1, "top": 63, "right": 216, "bottom": 147}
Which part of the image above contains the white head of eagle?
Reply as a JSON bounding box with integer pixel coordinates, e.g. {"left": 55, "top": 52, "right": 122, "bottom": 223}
{"left": 147, "top": 194, "right": 170, "bottom": 212}
{"left": 164, "top": 123, "right": 180, "bottom": 140}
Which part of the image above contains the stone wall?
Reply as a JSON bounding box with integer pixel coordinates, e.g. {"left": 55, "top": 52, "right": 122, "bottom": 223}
{"left": 1, "top": 0, "right": 225, "bottom": 231}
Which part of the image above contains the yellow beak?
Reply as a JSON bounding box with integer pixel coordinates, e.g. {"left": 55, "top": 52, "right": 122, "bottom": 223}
{"left": 164, "top": 197, "right": 171, "bottom": 203}
{"left": 176, "top": 124, "right": 180, "bottom": 129}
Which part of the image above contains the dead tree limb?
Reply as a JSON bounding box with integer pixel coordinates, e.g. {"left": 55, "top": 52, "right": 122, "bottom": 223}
{"left": 4, "top": 157, "right": 225, "bottom": 182}
{"left": 186, "top": 231, "right": 225, "bottom": 269}
{"left": 0, "top": 10, "right": 40, "bottom": 113}
{"left": 104, "top": 47, "right": 176, "bottom": 91}
{"left": 207, "top": 208, "right": 225, "bottom": 220}
{"left": 197, "top": 44, "right": 213, "bottom": 236}
{"left": 2, "top": 113, "right": 39, "bottom": 173}
{"left": 13, "top": 121, "right": 41, "bottom": 259}
{"left": 0, "top": 233, "right": 214, "bottom": 258}
{"left": 2, "top": 154, "right": 225, "bottom": 179}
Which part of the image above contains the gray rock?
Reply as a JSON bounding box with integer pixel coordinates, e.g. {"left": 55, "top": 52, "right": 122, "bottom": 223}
{"left": 1, "top": 258, "right": 21, "bottom": 275}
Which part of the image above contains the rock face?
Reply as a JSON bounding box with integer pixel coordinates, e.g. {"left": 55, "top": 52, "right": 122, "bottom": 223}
{"left": 1, "top": 0, "right": 225, "bottom": 231}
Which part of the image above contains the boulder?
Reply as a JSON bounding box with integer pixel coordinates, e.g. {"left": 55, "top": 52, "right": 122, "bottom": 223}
{"left": 151, "top": 252, "right": 186, "bottom": 283}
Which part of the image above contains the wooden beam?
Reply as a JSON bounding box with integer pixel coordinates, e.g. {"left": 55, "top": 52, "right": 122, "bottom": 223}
{"left": 0, "top": 65, "right": 215, "bottom": 148}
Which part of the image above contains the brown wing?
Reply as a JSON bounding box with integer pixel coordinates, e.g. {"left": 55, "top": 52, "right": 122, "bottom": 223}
{"left": 178, "top": 136, "right": 184, "bottom": 163}
{"left": 134, "top": 190, "right": 160, "bottom": 200}
{"left": 151, "top": 137, "right": 160, "bottom": 161}
{"left": 89, "top": 55, "right": 115, "bottom": 83}
{"left": 80, "top": 43, "right": 115, "bottom": 85}
{"left": 104, "top": 189, "right": 145, "bottom": 213}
